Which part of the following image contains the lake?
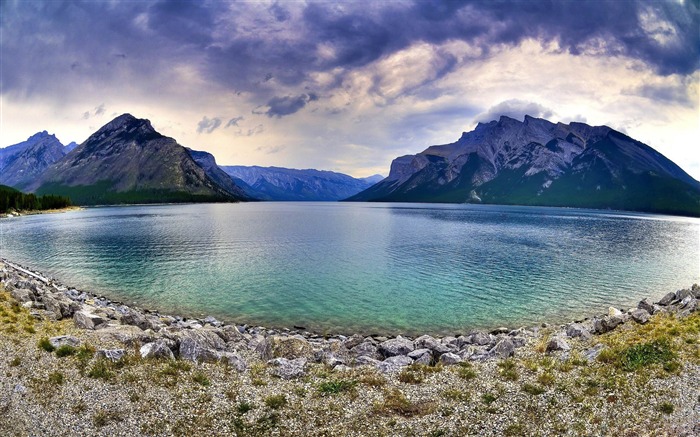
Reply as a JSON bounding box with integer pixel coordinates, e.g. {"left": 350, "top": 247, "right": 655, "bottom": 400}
{"left": 1, "top": 202, "right": 698, "bottom": 335}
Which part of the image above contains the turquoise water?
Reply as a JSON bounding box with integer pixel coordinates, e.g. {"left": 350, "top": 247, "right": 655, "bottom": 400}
{"left": 1, "top": 203, "right": 698, "bottom": 335}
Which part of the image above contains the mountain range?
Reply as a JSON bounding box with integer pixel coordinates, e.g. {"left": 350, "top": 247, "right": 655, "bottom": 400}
{"left": 0, "top": 131, "right": 71, "bottom": 189}
{"left": 221, "top": 166, "right": 383, "bottom": 201}
{"left": 349, "top": 115, "right": 700, "bottom": 217}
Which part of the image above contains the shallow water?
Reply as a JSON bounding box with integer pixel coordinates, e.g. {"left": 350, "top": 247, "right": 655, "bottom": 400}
{"left": 1, "top": 202, "right": 698, "bottom": 335}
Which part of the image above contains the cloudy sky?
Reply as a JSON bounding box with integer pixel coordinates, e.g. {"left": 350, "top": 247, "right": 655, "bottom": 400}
{"left": 2, "top": 0, "right": 699, "bottom": 179}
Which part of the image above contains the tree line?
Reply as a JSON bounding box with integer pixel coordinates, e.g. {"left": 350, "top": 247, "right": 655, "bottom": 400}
{"left": 0, "top": 185, "right": 71, "bottom": 213}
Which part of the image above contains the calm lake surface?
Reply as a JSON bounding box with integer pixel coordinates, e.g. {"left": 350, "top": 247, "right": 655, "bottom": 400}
{"left": 1, "top": 202, "right": 698, "bottom": 335}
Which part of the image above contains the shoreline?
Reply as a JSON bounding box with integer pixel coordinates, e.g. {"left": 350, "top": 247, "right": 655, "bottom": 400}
{"left": 0, "top": 205, "right": 82, "bottom": 219}
{"left": 1, "top": 259, "right": 699, "bottom": 435}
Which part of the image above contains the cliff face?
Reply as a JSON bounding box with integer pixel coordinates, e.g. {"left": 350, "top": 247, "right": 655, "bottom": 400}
{"left": 349, "top": 115, "right": 700, "bottom": 216}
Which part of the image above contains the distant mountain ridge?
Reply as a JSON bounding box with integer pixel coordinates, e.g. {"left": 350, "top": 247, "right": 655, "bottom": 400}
{"left": 22, "top": 114, "right": 248, "bottom": 205}
{"left": 0, "top": 131, "right": 69, "bottom": 188}
{"left": 349, "top": 115, "right": 700, "bottom": 217}
{"left": 221, "top": 165, "right": 383, "bottom": 201}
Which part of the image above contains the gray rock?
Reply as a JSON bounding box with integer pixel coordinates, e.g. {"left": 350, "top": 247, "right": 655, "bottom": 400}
{"left": 630, "top": 308, "right": 650, "bottom": 324}
{"left": 490, "top": 327, "right": 510, "bottom": 335}
{"left": 511, "top": 337, "right": 528, "bottom": 348}
{"left": 140, "top": 341, "right": 175, "bottom": 360}
{"left": 44, "top": 294, "right": 80, "bottom": 320}
{"left": 680, "top": 296, "right": 695, "bottom": 309}
{"left": 73, "top": 311, "right": 105, "bottom": 330}
{"left": 413, "top": 352, "right": 433, "bottom": 365}
{"left": 377, "top": 355, "right": 413, "bottom": 373}
{"left": 407, "top": 348, "right": 431, "bottom": 359}
{"left": 413, "top": 335, "right": 450, "bottom": 354}
{"left": 343, "top": 334, "right": 365, "bottom": 350}
{"left": 637, "top": 298, "right": 655, "bottom": 314}
{"left": 203, "top": 316, "right": 223, "bottom": 327}
{"left": 489, "top": 338, "right": 515, "bottom": 358}
{"left": 378, "top": 336, "right": 414, "bottom": 357}
{"left": 566, "top": 323, "right": 592, "bottom": 340}
{"left": 256, "top": 335, "right": 314, "bottom": 361}
{"left": 464, "top": 331, "right": 492, "bottom": 346}
{"left": 676, "top": 289, "right": 693, "bottom": 301}
{"left": 592, "top": 315, "right": 624, "bottom": 334}
{"left": 176, "top": 329, "right": 226, "bottom": 362}
{"left": 49, "top": 335, "right": 81, "bottom": 348}
{"left": 121, "top": 310, "right": 152, "bottom": 331}
{"left": 546, "top": 337, "right": 570, "bottom": 352}
{"left": 584, "top": 344, "right": 605, "bottom": 362}
{"left": 438, "top": 352, "right": 462, "bottom": 365}
{"left": 657, "top": 291, "right": 676, "bottom": 306}
{"left": 354, "top": 355, "right": 381, "bottom": 366}
{"left": 97, "top": 349, "right": 126, "bottom": 362}
{"left": 269, "top": 357, "right": 306, "bottom": 379}
{"left": 220, "top": 352, "right": 247, "bottom": 372}
{"left": 441, "top": 336, "right": 459, "bottom": 347}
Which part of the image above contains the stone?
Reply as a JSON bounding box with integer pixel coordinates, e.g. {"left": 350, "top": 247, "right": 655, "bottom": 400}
{"left": 97, "top": 325, "right": 153, "bottom": 346}
{"left": 413, "top": 352, "right": 432, "bottom": 366}
{"left": 377, "top": 355, "right": 413, "bottom": 373}
{"left": 511, "top": 337, "right": 528, "bottom": 348}
{"left": 407, "top": 348, "right": 431, "bottom": 359}
{"left": 220, "top": 352, "right": 247, "bottom": 372}
{"left": 438, "top": 352, "right": 462, "bottom": 365}
{"left": 680, "top": 296, "right": 695, "bottom": 309}
{"left": 269, "top": 357, "right": 306, "bottom": 379}
{"left": 490, "top": 327, "right": 510, "bottom": 335}
{"left": 9, "top": 287, "right": 33, "bottom": 304}
{"left": 546, "top": 337, "right": 570, "bottom": 352}
{"left": 73, "top": 311, "right": 105, "bottom": 330}
{"left": 179, "top": 333, "right": 223, "bottom": 362}
{"left": 49, "top": 335, "right": 81, "bottom": 349}
{"left": 676, "top": 289, "right": 693, "bottom": 301}
{"left": 140, "top": 341, "right": 175, "bottom": 360}
{"left": 629, "top": 308, "right": 650, "bottom": 324}
{"left": 343, "top": 334, "right": 364, "bottom": 349}
{"left": 489, "top": 338, "right": 515, "bottom": 358}
{"left": 256, "top": 335, "right": 314, "bottom": 361}
{"left": 464, "top": 332, "right": 492, "bottom": 346}
{"left": 354, "top": 355, "right": 380, "bottom": 366}
{"left": 584, "top": 344, "right": 605, "bottom": 362}
{"left": 592, "top": 315, "right": 624, "bottom": 334}
{"left": 608, "top": 307, "right": 623, "bottom": 317}
{"left": 121, "top": 310, "right": 152, "bottom": 331}
{"left": 378, "top": 336, "right": 414, "bottom": 357}
{"left": 414, "top": 335, "right": 450, "bottom": 354}
{"left": 44, "top": 294, "right": 80, "bottom": 320}
{"left": 97, "top": 349, "right": 126, "bottom": 362}
{"left": 637, "top": 298, "right": 655, "bottom": 314}
{"left": 657, "top": 291, "right": 676, "bottom": 306}
{"left": 566, "top": 323, "right": 592, "bottom": 340}
{"left": 203, "top": 316, "right": 223, "bottom": 327}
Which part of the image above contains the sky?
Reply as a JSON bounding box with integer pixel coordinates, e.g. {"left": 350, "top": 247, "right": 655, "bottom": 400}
{"left": 1, "top": 0, "right": 699, "bottom": 180}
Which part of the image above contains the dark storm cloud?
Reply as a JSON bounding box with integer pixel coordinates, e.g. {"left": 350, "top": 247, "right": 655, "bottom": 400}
{"left": 197, "top": 116, "right": 222, "bottom": 134}
{"left": 625, "top": 81, "right": 695, "bottom": 106}
{"left": 226, "top": 116, "right": 244, "bottom": 128}
{"left": 2, "top": 0, "right": 698, "bottom": 107}
{"left": 264, "top": 93, "right": 319, "bottom": 118}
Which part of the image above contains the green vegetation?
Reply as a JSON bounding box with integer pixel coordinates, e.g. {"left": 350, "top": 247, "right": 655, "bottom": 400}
{"left": 318, "top": 379, "right": 358, "bottom": 395}
{"left": 263, "top": 394, "right": 287, "bottom": 409}
{"left": 0, "top": 184, "right": 71, "bottom": 213}
{"left": 618, "top": 339, "right": 676, "bottom": 372}
{"left": 38, "top": 337, "right": 55, "bottom": 353}
{"left": 55, "top": 345, "right": 77, "bottom": 358}
{"left": 48, "top": 371, "right": 65, "bottom": 385}
{"left": 237, "top": 401, "right": 254, "bottom": 414}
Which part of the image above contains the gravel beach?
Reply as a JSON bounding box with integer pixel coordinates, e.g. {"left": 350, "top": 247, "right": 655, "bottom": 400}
{"left": 0, "top": 259, "right": 698, "bottom": 436}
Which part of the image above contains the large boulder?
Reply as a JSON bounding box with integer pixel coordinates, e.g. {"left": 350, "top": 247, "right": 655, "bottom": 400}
{"left": 219, "top": 352, "right": 247, "bottom": 372}
{"left": 464, "top": 332, "right": 492, "bottom": 346}
{"left": 96, "top": 349, "right": 126, "bottom": 362}
{"left": 489, "top": 338, "right": 515, "bottom": 358}
{"left": 140, "top": 340, "right": 175, "bottom": 360}
{"left": 255, "top": 335, "right": 314, "bottom": 361}
{"left": 378, "top": 336, "right": 414, "bottom": 358}
{"left": 73, "top": 311, "right": 106, "bottom": 330}
{"left": 438, "top": 352, "right": 462, "bottom": 365}
{"left": 49, "top": 335, "right": 81, "bottom": 349}
{"left": 44, "top": 294, "right": 80, "bottom": 320}
{"left": 350, "top": 342, "right": 381, "bottom": 360}
{"left": 566, "top": 323, "right": 592, "bottom": 340}
{"left": 413, "top": 335, "right": 450, "bottom": 354}
{"left": 545, "top": 337, "right": 570, "bottom": 352}
{"left": 178, "top": 329, "right": 226, "bottom": 362}
{"left": 629, "top": 309, "right": 650, "bottom": 324}
{"left": 377, "top": 355, "right": 413, "bottom": 373}
{"left": 657, "top": 291, "right": 676, "bottom": 306}
{"left": 637, "top": 298, "right": 655, "bottom": 314}
{"left": 120, "top": 310, "right": 152, "bottom": 331}
{"left": 269, "top": 357, "right": 306, "bottom": 379}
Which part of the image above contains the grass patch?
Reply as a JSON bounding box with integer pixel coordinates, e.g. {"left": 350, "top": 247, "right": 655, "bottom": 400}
{"left": 374, "top": 388, "right": 435, "bottom": 417}
{"left": 192, "top": 372, "right": 211, "bottom": 387}
{"left": 264, "top": 394, "right": 287, "bottom": 410}
{"left": 522, "top": 383, "right": 545, "bottom": 395}
{"left": 442, "top": 389, "right": 470, "bottom": 402}
{"left": 398, "top": 368, "right": 424, "bottom": 384}
{"left": 38, "top": 337, "right": 55, "bottom": 353}
{"left": 87, "top": 359, "right": 115, "bottom": 381}
{"left": 237, "top": 401, "right": 254, "bottom": 414}
{"left": 55, "top": 345, "right": 77, "bottom": 358}
{"left": 658, "top": 402, "right": 674, "bottom": 414}
{"left": 9, "top": 356, "right": 21, "bottom": 367}
{"left": 497, "top": 358, "right": 519, "bottom": 381}
{"left": 481, "top": 392, "right": 498, "bottom": 405}
{"left": 619, "top": 339, "right": 676, "bottom": 372}
{"left": 318, "top": 379, "right": 357, "bottom": 395}
{"left": 48, "top": 371, "right": 64, "bottom": 385}
{"left": 456, "top": 362, "right": 477, "bottom": 380}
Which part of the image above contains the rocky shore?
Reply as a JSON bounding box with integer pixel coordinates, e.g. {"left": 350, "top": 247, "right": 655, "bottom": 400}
{"left": 1, "top": 258, "right": 698, "bottom": 436}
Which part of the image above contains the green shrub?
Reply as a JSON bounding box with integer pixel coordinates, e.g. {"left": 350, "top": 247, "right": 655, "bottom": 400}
{"left": 192, "top": 372, "right": 211, "bottom": 387}
{"left": 55, "top": 345, "right": 77, "bottom": 358}
{"left": 237, "top": 401, "right": 254, "bottom": 414}
{"left": 658, "top": 402, "right": 674, "bottom": 414}
{"left": 48, "top": 371, "right": 64, "bottom": 385}
{"left": 38, "top": 337, "right": 55, "bottom": 353}
{"left": 522, "top": 383, "right": 545, "bottom": 395}
{"left": 619, "top": 339, "right": 675, "bottom": 372}
{"left": 318, "top": 379, "right": 357, "bottom": 395}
